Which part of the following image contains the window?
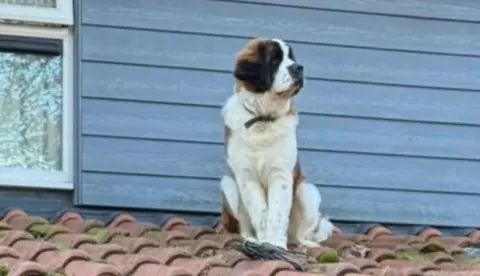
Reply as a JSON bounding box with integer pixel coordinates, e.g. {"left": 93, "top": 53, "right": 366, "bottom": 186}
{"left": 0, "top": 0, "right": 73, "bottom": 25}
{"left": 0, "top": 3, "right": 73, "bottom": 189}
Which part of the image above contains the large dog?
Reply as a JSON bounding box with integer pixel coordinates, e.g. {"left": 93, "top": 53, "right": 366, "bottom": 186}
{"left": 219, "top": 38, "right": 333, "bottom": 249}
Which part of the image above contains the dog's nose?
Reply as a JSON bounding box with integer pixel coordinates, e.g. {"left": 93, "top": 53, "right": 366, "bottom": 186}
{"left": 288, "top": 63, "right": 304, "bottom": 77}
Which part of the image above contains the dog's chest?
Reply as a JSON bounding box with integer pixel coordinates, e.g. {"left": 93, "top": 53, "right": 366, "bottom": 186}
{"left": 226, "top": 115, "right": 298, "bottom": 181}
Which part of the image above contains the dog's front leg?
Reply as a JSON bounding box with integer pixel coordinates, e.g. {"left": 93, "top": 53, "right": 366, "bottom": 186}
{"left": 264, "top": 170, "right": 293, "bottom": 249}
{"left": 235, "top": 171, "right": 268, "bottom": 243}
{"left": 220, "top": 175, "right": 256, "bottom": 242}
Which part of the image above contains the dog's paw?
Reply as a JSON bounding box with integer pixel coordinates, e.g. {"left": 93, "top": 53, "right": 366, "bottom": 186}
{"left": 297, "top": 239, "right": 320, "bottom": 248}
{"left": 243, "top": 235, "right": 259, "bottom": 244}
{"left": 313, "top": 216, "right": 334, "bottom": 243}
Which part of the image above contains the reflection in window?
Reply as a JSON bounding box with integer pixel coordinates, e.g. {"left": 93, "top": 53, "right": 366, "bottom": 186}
{"left": 0, "top": 0, "right": 56, "bottom": 8}
{"left": 0, "top": 50, "right": 62, "bottom": 171}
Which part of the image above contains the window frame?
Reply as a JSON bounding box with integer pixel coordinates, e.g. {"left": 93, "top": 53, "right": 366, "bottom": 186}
{"left": 0, "top": 0, "right": 73, "bottom": 25}
{"left": 0, "top": 23, "right": 74, "bottom": 190}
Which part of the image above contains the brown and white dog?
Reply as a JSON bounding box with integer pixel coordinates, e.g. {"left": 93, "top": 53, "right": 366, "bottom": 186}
{"left": 219, "top": 38, "right": 333, "bottom": 249}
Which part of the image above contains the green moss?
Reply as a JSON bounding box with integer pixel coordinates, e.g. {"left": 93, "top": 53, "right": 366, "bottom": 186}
{"left": 0, "top": 265, "right": 9, "bottom": 276}
{"left": 0, "top": 222, "right": 11, "bottom": 232}
{"left": 419, "top": 242, "right": 446, "bottom": 253}
{"left": 55, "top": 241, "right": 69, "bottom": 250}
{"left": 395, "top": 252, "right": 426, "bottom": 261}
{"left": 29, "top": 216, "right": 49, "bottom": 224}
{"left": 465, "top": 257, "right": 480, "bottom": 264}
{"left": 49, "top": 268, "right": 66, "bottom": 276}
{"left": 94, "top": 259, "right": 107, "bottom": 264}
{"left": 29, "top": 224, "right": 51, "bottom": 239}
{"left": 90, "top": 229, "right": 115, "bottom": 244}
{"left": 316, "top": 250, "right": 340, "bottom": 263}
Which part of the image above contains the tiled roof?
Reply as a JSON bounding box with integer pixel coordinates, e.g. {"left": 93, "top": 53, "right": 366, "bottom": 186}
{"left": 0, "top": 209, "right": 479, "bottom": 276}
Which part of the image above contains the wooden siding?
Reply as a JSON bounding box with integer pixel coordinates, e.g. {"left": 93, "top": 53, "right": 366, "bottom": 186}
{"left": 76, "top": 0, "right": 480, "bottom": 227}
{"left": 0, "top": 187, "right": 472, "bottom": 237}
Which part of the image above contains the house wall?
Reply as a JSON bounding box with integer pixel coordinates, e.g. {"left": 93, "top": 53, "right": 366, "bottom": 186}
{"left": 75, "top": 0, "right": 480, "bottom": 227}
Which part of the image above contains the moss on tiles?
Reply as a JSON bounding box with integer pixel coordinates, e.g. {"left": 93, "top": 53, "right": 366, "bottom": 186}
{"left": 29, "top": 216, "right": 50, "bottom": 224}
{"left": 0, "top": 222, "right": 11, "bottom": 231}
{"left": 29, "top": 224, "right": 51, "bottom": 239}
{"left": 419, "top": 242, "right": 446, "bottom": 253}
{"left": 90, "top": 229, "right": 112, "bottom": 244}
{"left": 395, "top": 252, "right": 426, "bottom": 261}
{"left": 49, "top": 268, "right": 67, "bottom": 276}
{"left": 95, "top": 259, "right": 108, "bottom": 264}
{"left": 0, "top": 265, "right": 8, "bottom": 276}
{"left": 55, "top": 241, "right": 70, "bottom": 251}
{"left": 465, "top": 257, "right": 480, "bottom": 264}
{"left": 316, "top": 250, "right": 340, "bottom": 263}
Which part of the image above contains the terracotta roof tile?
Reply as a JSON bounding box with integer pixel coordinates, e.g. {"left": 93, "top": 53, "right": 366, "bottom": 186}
{"left": 0, "top": 209, "right": 478, "bottom": 275}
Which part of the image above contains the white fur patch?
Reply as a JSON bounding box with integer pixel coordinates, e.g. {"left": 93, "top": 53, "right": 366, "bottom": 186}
{"left": 220, "top": 175, "right": 256, "bottom": 241}
{"left": 271, "top": 38, "right": 295, "bottom": 94}
{"left": 288, "top": 182, "right": 334, "bottom": 247}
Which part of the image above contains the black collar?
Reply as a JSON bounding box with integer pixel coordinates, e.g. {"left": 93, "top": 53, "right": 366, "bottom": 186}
{"left": 244, "top": 115, "right": 277, "bottom": 129}
{"left": 243, "top": 103, "right": 277, "bottom": 129}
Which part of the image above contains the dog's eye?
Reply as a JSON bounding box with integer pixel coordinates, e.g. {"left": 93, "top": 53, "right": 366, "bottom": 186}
{"left": 271, "top": 57, "right": 282, "bottom": 66}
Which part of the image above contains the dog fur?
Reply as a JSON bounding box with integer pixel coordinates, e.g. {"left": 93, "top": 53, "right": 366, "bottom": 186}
{"left": 219, "top": 38, "right": 333, "bottom": 249}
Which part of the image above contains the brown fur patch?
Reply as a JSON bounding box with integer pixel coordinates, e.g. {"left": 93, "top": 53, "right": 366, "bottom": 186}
{"left": 292, "top": 159, "right": 304, "bottom": 193}
{"left": 286, "top": 101, "right": 297, "bottom": 116}
{"left": 221, "top": 194, "right": 240, "bottom": 233}
{"left": 234, "top": 80, "right": 246, "bottom": 92}
{"left": 234, "top": 38, "right": 275, "bottom": 92}
{"left": 235, "top": 37, "right": 268, "bottom": 65}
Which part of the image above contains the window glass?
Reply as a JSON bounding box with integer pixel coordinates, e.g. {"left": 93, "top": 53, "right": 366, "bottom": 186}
{"left": 0, "top": 50, "right": 62, "bottom": 170}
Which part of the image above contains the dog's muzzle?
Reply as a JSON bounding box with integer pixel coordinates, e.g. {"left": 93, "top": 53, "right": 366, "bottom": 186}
{"left": 288, "top": 63, "right": 304, "bottom": 89}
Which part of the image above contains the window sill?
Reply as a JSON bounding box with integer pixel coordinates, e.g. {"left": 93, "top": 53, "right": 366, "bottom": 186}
{"left": 0, "top": 168, "right": 73, "bottom": 190}
{"left": 0, "top": 2, "right": 73, "bottom": 25}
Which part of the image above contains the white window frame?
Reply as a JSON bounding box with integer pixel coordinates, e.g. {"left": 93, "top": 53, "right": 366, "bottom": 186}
{"left": 0, "top": 0, "right": 73, "bottom": 25}
{"left": 0, "top": 23, "right": 74, "bottom": 190}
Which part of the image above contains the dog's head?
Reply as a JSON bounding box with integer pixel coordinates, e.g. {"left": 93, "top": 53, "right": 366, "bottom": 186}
{"left": 234, "top": 38, "right": 304, "bottom": 96}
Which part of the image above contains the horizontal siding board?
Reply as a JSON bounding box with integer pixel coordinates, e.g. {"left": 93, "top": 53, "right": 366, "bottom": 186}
{"left": 81, "top": 62, "right": 232, "bottom": 105}
{"left": 0, "top": 189, "right": 221, "bottom": 228}
{"left": 81, "top": 171, "right": 480, "bottom": 227}
{"left": 321, "top": 185, "right": 480, "bottom": 226}
{"left": 82, "top": 172, "right": 219, "bottom": 212}
{"left": 81, "top": 0, "right": 480, "bottom": 55}
{"left": 82, "top": 136, "right": 480, "bottom": 195}
{"left": 83, "top": 137, "right": 225, "bottom": 178}
{"left": 82, "top": 98, "right": 480, "bottom": 161}
{"left": 232, "top": 0, "right": 480, "bottom": 22}
{"left": 83, "top": 62, "right": 480, "bottom": 126}
{"left": 82, "top": 26, "right": 480, "bottom": 90}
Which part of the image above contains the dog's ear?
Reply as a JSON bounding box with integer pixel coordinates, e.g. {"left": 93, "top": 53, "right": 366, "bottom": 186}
{"left": 234, "top": 41, "right": 271, "bottom": 93}
{"left": 234, "top": 59, "right": 269, "bottom": 92}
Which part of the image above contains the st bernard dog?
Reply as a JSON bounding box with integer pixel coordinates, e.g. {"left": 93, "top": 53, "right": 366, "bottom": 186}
{"left": 219, "top": 37, "right": 333, "bottom": 249}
